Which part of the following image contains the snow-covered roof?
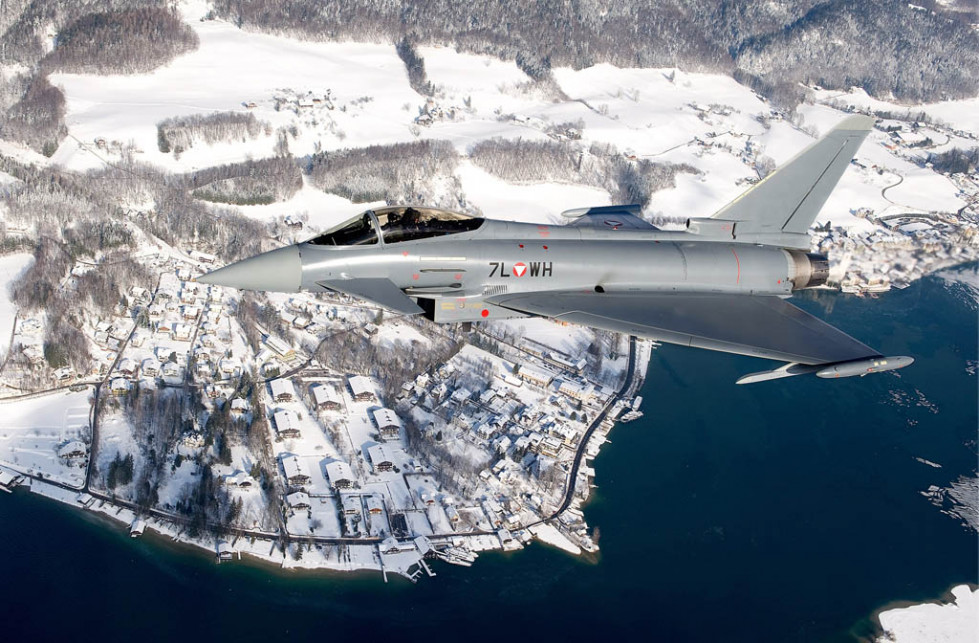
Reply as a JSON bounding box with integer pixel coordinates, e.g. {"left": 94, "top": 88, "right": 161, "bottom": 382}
{"left": 274, "top": 409, "right": 300, "bottom": 434}
{"left": 372, "top": 408, "right": 402, "bottom": 430}
{"left": 270, "top": 379, "right": 296, "bottom": 399}
{"left": 311, "top": 384, "right": 342, "bottom": 407}
{"left": 325, "top": 460, "right": 354, "bottom": 483}
{"left": 287, "top": 491, "right": 310, "bottom": 507}
{"left": 368, "top": 444, "right": 395, "bottom": 466}
{"left": 281, "top": 455, "right": 308, "bottom": 481}
{"left": 348, "top": 375, "right": 375, "bottom": 398}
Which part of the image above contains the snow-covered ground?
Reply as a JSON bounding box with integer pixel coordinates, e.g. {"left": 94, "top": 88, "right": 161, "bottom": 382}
{"left": 42, "top": 8, "right": 956, "bottom": 236}
{"left": 876, "top": 585, "right": 978, "bottom": 643}
{"left": 0, "top": 390, "right": 92, "bottom": 487}
{"left": 0, "top": 253, "right": 32, "bottom": 360}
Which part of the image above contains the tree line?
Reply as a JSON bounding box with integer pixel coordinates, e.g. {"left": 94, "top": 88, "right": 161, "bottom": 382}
{"left": 210, "top": 0, "right": 979, "bottom": 105}
{"left": 158, "top": 112, "right": 270, "bottom": 154}
{"left": 469, "top": 137, "right": 696, "bottom": 208}
{"left": 306, "top": 139, "right": 464, "bottom": 208}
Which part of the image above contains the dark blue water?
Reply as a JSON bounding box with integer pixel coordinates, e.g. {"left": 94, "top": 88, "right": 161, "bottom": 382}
{"left": 2, "top": 268, "right": 976, "bottom": 642}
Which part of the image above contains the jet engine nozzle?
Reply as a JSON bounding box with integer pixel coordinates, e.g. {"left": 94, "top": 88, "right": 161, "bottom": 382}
{"left": 197, "top": 245, "right": 302, "bottom": 293}
{"left": 786, "top": 250, "right": 830, "bottom": 290}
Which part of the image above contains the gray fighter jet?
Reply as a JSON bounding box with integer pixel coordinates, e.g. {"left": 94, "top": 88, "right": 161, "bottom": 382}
{"left": 198, "top": 115, "right": 913, "bottom": 384}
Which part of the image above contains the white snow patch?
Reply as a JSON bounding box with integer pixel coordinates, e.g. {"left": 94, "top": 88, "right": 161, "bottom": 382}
{"left": 0, "top": 253, "right": 33, "bottom": 358}
{"left": 457, "top": 161, "right": 610, "bottom": 224}
{"left": 529, "top": 522, "right": 582, "bottom": 555}
{"left": 876, "top": 585, "right": 979, "bottom": 643}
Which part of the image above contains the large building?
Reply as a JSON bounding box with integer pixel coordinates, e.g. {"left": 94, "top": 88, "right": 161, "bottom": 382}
{"left": 368, "top": 444, "right": 395, "bottom": 472}
{"left": 325, "top": 460, "right": 355, "bottom": 489}
{"left": 281, "top": 455, "right": 310, "bottom": 486}
{"left": 372, "top": 408, "right": 402, "bottom": 441}
{"left": 348, "top": 375, "right": 376, "bottom": 402}
{"left": 270, "top": 379, "right": 296, "bottom": 403}
{"left": 273, "top": 409, "right": 301, "bottom": 439}
{"left": 310, "top": 383, "right": 342, "bottom": 410}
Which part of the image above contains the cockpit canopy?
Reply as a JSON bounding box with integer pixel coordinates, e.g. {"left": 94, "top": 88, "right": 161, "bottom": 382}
{"left": 306, "top": 206, "right": 483, "bottom": 247}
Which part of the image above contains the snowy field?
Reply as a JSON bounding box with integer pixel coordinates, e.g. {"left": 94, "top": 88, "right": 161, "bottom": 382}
{"left": 32, "top": 4, "right": 971, "bottom": 236}
{"left": 876, "top": 585, "right": 978, "bottom": 643}
{"left": 0, "top": 390, "right": 92, "bottom": 487}
{"left": 0, "top": 253, "right": 32, "bottom": 360}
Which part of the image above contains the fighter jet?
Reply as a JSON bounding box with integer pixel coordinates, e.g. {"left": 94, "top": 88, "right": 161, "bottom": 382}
{"left": 198, "top": 115, "right": 912, "bottom": 384}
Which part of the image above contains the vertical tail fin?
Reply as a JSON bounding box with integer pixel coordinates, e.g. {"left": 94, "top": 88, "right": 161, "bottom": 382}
{"left": 712, "top": 115, "right": 874, "bottom": 245}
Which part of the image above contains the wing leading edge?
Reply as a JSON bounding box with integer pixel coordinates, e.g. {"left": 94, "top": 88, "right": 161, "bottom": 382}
{"left": 488, "top": 290, "right": 882, "bottom": 369}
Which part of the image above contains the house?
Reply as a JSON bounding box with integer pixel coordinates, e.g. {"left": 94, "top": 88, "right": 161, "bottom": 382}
{"left": 173, "top": 323, "right": 193, "bottom": 341}
{"left": 367, "top": 444, "right": 395, "bottom": 472}
{"left": 517, "top": 366, "right": 556, "bottom": 388}
{"left": 141, "top": 358, "right": 161, "bottom": 377}
{"left": 340, "top": 494, "right": 361, "bottom": 515}
{"left": 216, "top": 541, "right": 234, "bottom": 561}
{"left": 219, "top": 358, "right": 239, "bottom": 376}
{"left": 117, "top": 358, "right": 136, "bottom": 377}
{"left": 57, "top": 441, "right": 87, "bottom": 460}
{"left": 273, "top": 409, "right": 301, "bottom": 439}
{"left": 230, "top": 398, "right": 250, "bottom": 416}
{"left": 109, "top": 378, "right": 131, "bottom": 395}
{"left": 281, "top": 455, "right": 310, "bottom": 486}
{"left": 347, "top": 375, "right": 375, "bottom": 402}
{"left": 310, "top": 384, "right": 342, "bottom": 410}
{"left": 265, "top": 335, "right": 295, "bottom": 361}
{"left": 372, "top": 408, "right": 402, "bottom": 441}
{"left": 129, "top": 518, "right": 146, "bottom": 538}
{"left": 269, "top": 379, "right": 296, "bottom": 403}
{"left": 224, "top": 471, "right": 254, "bottom": 488}
{"left": 379, "top": 536, "right": 413, "bottom": 554}
{"left": 365, "top": 495, "right": 384, "bottom": 515}
{"left": 325, "top": 461, "right": 355, "bottom": 489}
{"left": 286, "top": 491, "right": 311, "bottom": 510}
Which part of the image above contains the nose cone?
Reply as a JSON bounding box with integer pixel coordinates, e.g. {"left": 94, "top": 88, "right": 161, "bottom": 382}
{"left": 197, "top": 245, "right": 302, "bottom": 292}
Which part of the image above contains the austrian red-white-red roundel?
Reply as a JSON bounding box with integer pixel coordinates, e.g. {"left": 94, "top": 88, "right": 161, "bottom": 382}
{"left": 513, "top": 262, "right": 527, "bottom": 277}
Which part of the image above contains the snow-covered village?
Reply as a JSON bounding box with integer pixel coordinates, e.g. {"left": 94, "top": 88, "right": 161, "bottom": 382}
{"left": 0, "top": 2, "right": 977, "bottom": 588}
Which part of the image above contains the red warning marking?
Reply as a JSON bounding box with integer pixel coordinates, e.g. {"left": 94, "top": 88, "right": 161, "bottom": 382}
{"left": 481, "top": 309, "right": 489, "bottom": 318}
{"left": 454, "top": 273, "right": 462, "bottom": 280}
{"left": 537, "top": 225, "right": 550, "bottom": 237}
{"left": 512, "top": 262, "right": 527, "bottom": 277}
{"left": 412, "top": 274, "right": 419, "bottom": 280}
{"left": 402, "top": 251, "right": 409, "bottom": 257}
{"left": 730, "top": 247, "right": 741, "bottom": 284}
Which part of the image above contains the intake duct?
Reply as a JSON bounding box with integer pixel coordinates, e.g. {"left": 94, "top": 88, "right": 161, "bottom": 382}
{"left": 785, "top": 250, "right": 830, "bottom": 290}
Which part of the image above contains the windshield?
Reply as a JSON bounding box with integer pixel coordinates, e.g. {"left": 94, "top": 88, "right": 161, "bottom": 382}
{"left": 374, "top": 206, "right": 483, "bottom": 244}
{"left": 307, "top": 212, "right": 378, "bottom": 246}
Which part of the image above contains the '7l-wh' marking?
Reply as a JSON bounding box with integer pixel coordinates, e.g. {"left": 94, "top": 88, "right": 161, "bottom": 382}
{"left": 489, "top": 262, "right": 553, "bottom": 278}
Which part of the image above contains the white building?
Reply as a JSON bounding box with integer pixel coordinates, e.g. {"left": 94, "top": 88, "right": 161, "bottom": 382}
{"left": 368, "top": 444, "right": 395, "bottom": 472}
{"left": 270, "top": 379, "right": 296, "bottom": 403}
{"left": 281, "top": 455, "right": 309, "bottom": 486}
{"left": 273, "top": 409, "right": 301, "bottom": 439}
{"left": 310, "top": 384, "right": 342, "bottom": 410}
{"left": 348, "top": 375, "right": 375, "bottom": 402}
{"left": 325, "top": 461, "right": 355, "bottom": 489}
{"left": 372, "top": 408, "right": 402, "bottom": 440}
